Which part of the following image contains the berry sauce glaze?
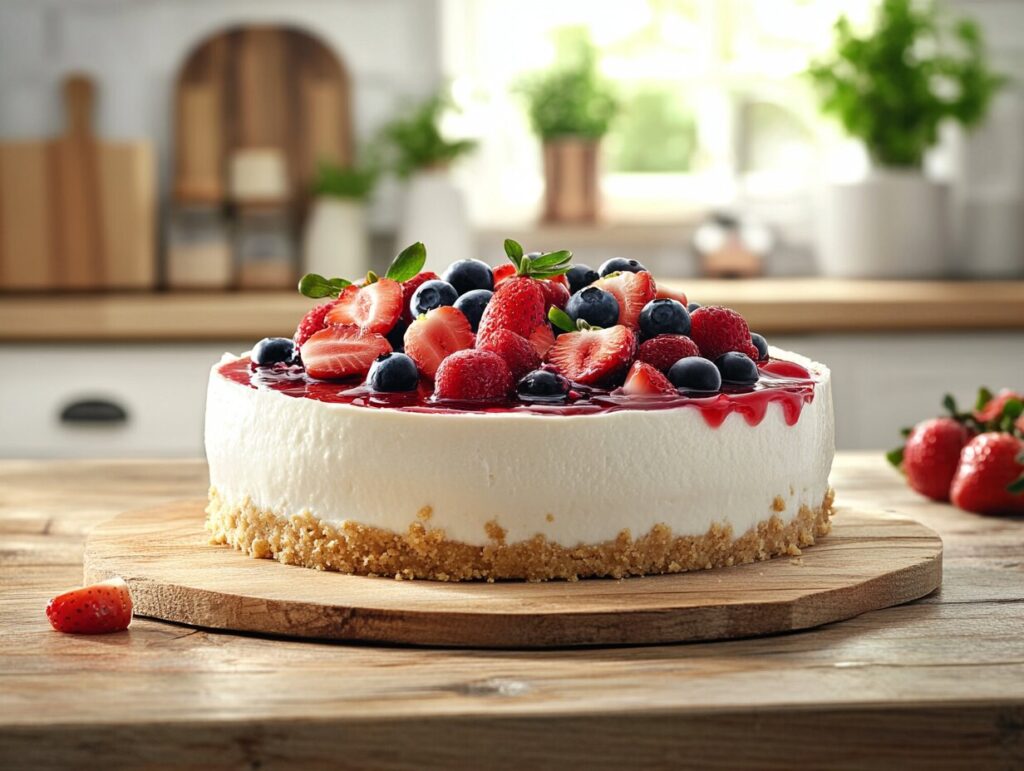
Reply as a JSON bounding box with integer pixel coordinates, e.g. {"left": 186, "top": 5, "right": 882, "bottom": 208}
{"left": 218, "top": 356, "right": 818, "bottom": 427}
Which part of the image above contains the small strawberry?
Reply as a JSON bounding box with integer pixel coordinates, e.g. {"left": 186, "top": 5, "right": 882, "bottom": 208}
{"left": 901, "top": 418, "right": 972, "bottom": 502}
{"left": 623, "top": 360, "right": 675, "bottom": 395}
{"left": 294, "top": 302, "right": 337, "bottom": 347}
{"left": 950, "top": 433, "right": 1024, "bottom": 515}
{"left": 637, "top": 334, "right": 700, "bottom": 374}
{"left": 688, "top": 305, "right": 759, "bottom": 361}
{"left": 326, "top": 277, "right": 404, "bottom": 335}
{"left": 401, "top": 271, "right": 440, "bottom": 324}
{"left": 434, "top": 349, "right": 513, "bottom": 401}
{"left": 545, "top": 325, "right": 638, "bottom": 386}
{"left": 403, "top": 306, "right": 475, "bottom": 379}
{"left": 527, "top": 323, "right": 556, "bottom": 358}
{"left": 477, "top": 328, "right": 540, "bottom": 381}
{"left": 656, "top": 283, "right": 688, "bottom": 306}
{"left": 477, "top": 277, "right": 548, "bottom": 341}
{"left": 300, "top": 325, "right": 391, "bottom": 380}
{"left": 592, "top": 270, "right": 657, "bottom": 328}
{"left": 46, "top": 577, "right": 133, "bottom": 634}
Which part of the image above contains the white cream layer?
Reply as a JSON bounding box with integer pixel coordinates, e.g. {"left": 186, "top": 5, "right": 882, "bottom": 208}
{"left": 205, "top": 347, "right": 834, "bottom": 547}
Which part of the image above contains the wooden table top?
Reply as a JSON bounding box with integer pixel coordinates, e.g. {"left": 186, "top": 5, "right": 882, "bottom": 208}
{"left": 2, "top": 279, "right": 1023, "bottom": 342}
{"left": 2, "top": 453, "right": 1022, "bottom": 769}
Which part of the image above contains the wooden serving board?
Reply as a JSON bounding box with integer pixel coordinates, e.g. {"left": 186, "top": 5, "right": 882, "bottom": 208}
{"left": 83, "top": 501, "right": 942, "bottom": 648}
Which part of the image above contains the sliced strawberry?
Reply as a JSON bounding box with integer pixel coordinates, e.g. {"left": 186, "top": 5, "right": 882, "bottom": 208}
{"left": 545, "top": 325, "right": 638, "bottom": 386}
{"left": 528, "top": 323, "right": 556, "bottom": 358}
{"left": 593, "top": 271, "right": 657, "bottom": 329}
{"left": 294, "top": 302, "right": 337, "bottom": 347}
{"left": 325, "top": 278, "right": 403, "bottom": 335}
{"left": 301, "top": 325, "right": 391, "bottom": 380}
{"left": 623, "top": 360, "right": 675, "bottom": 395}
{"left": 656, "top": 283, "right": 688, "bottom": 306}
{"left": 403, "top": 306, "right": 475, "bottom": 379}
{"left": 434, "top": 349, "right": 514, "bottom": 401}
{"left": 401, "top": 271, "right": 440, "bottom": 324}
{"left": 477, "top": 328, "right": 540, "bottom": 381}
{"left": 492, "top": 263, "right": 517, "bottom": 288}
{"left": 46, "top": 577, "right": 133, "bottom": 634}
{"left": 476, "top": 276, "right": 547, "bottom": 341}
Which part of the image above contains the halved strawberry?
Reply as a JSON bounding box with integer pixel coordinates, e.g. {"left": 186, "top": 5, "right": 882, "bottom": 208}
{"left": 403, "top": 306, "right": 475, "bottom": 379}
{"left": 477, "top": 276, "right": 547, "bottom": 341}
{"left": 593, "top": 271, "right": 657, "bottom": 329}
{"left": 477, "top": 327, "right": 540, "bottom": 380}
{"left": 545, "top": 325, "right": 638, "bottom": 386}
{"left": 401, "top": 271, "right": 440, "bottom": 324}
{"left": 301, "top": 325, "right": 391, "bottom": 380}
{"left": 623, "top": 361, "right": 675, "bottom": 395}
{"left": 46, "top": 577, "right": 133, "bottom": 634}
{"left": 325, "top": 278, "right": 403, "bottom": 335}
{"left": 528, "top": 323, "right": 556, "bottom": 358}
{"left": 656, "top": 282, "right": 688, "bottom": 306}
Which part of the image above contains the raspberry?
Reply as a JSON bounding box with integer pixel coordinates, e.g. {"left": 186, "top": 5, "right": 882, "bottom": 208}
{"left": 293, "top": 302, "right": 336, "bottom": 347}
{"left": 637, "top": 335, "right": 700, "bottom": 374}
{"left": 688, "top": 306, "right": 759, "bottom": 361}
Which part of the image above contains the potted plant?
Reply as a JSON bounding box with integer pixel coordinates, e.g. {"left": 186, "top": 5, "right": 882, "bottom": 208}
{"left": 303, "top": 160, "right": 378, "bottom": 281}
{"left": 383, "top": 95, "right": 476, "bottom": 271}
{"left": 519, "top": 31, "right": 618, "bottom": 223}
{"left": 808, "top": 0, "right": 1003, "bottom": 278}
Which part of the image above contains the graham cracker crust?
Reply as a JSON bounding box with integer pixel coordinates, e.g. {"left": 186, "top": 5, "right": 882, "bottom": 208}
{"left": 205, "top": 488, "right": 835, "bottom": 582}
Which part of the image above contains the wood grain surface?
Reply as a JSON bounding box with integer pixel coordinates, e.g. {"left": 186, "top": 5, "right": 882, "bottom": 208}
{"left": 82, "top": 502, "right": 942, "bottom": 648}
{"left": 1, "top": 453, "right": 1022, "bottom": 769}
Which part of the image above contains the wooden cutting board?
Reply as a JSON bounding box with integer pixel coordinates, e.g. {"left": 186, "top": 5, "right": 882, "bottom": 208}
{"left": 83, "top": 502, "right": 943, "bottom": 648}
{"left": 0, "top": 141, "right": 55, "bottom": 289}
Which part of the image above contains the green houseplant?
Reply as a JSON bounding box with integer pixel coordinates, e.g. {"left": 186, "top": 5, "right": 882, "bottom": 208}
{"left": 808, "top": 0, "right": 1004, "bottom": 277}
{"left": 303, "top": 159, "right": 380, "bottom": 280}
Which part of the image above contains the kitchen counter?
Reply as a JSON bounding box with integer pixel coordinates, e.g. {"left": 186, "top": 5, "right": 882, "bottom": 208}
{"left": 1, "top": 454, "right": 1022, "bottom": 769}
{"left": 1, "top": 279, "right": 1022, "bottom": 341}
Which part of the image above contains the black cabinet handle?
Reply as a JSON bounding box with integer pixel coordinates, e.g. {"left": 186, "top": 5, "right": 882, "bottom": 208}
{"left": 60, "top": 398, "right": 129, "bottom": 425}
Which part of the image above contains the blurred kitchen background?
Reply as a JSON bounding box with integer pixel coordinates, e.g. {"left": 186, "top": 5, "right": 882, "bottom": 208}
{"left": 0, "top": 0, "right": 1021, "bottom": 458}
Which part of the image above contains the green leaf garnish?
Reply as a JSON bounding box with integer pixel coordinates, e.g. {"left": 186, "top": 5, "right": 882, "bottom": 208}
{"left": 1008, "top": 455, "right": 1024, "bottom": 495}
{"left": 886, "top": 447, "right": 905, "bottom": 469}
{"left": 900, "top": 427, "right": 912, "bottom": 438}
{"left": 1002, "top": 398, "right": 1023, "bottom": 421}
{"left": 942, "top": 394, "right": 958, "bottom": 418}
{"left": 530, "top": 250, "right": 572, "bottom": 270}
{"left": 504, "top": 238, "right": 524, "bottom": 262}
{"left": 385, "top": 242, "right": 427, "bottom": 282}
{"left": 975, "top": 386, "right": 994, "bottom": 411}
{"left": 298, "top": 273, "right": 352, "bottom": 299}
{"left": 548, "top": 306, "right": 576, "bottom": 333}
{"left": 365, "top": 270, "right": 379, "bottom": 285}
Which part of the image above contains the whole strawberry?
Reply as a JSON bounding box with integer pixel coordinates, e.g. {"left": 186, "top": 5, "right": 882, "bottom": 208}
{"left": 434, "top": 349, "right": 514, "bottom": 401}
{"left": 477, "top": 328, "right": 540, "bottom": 381}
{"left": 46, "top": 577, "right": 133, "bottom": 634}
{"left": 950, "top": 433, "right": 1024, "bottom": 515}
{"left": 901, "top": 418, "right": 972, "bottom": 501}
{"left": 689, "top": 306, "right": 759, "bottom": 361}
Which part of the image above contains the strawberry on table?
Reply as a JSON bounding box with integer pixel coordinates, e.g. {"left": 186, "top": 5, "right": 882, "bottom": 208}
{"left": 688, "top": 305, "right": 759, "bottom": 361}
{"left": 434, "top": 349, "right": 514, "bottom": 401}
{"left": 403, "top": 306, "right": 475, "bottom": 379}
{"left": 46, "top": 577, "right": 133, "bottom": 634}
{"left": 622, "top": 361, "right": 675, "bottom": 395}
{"left": 326, "top": 277, "right": 404, "bottom": 335}
{"left": 637, "top": 334, "right": 700, "bottom": 374}
{"left": 300, "top": 325, "right": 392, "bottom": 380}
{"left": 477, "top": 327, "right": 540, "bottom": 381}
{"left": 545, "top": 325, "right": 638, "bottom": 386}
{"left": 592, "top": 270, "right": 657, "bottom": 329}
{"left": 950, "top": 433, "right": 1024, "bottom": 515}
{"left": 900, "top": 417, "right": 973, "bottom": 502}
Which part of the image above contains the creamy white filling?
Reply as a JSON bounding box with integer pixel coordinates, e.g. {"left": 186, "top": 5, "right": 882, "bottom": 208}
{"left": 205, "top": 347, "right": 834, "bottom": 547}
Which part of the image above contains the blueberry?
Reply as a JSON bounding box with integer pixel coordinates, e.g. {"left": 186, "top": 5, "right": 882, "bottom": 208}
{"left": 687, "top": 302, "right": 702, "bottom": 313}
{"left": 715, "top": 352, "right": 759, "bottom": 385}
{"left": 517, "top": 369, "right": 570, "bottom": 398}
{"left": 251, "top": 337, "right": 297, "bottom": 367}
{"left": 442, "top": 259, "right": 493, "bottom": 295}
{"left": 668, "top": 356, "right": 722, "bottom": 392}
{"left": 751, "top": 332, "right": 769, "bottom": 361}
{"left": 566, "top": 286, "right": 619, "bottom": 328}
{"left": 566, "top": 264, "right": 600, "bottom": 294}
{"left": 599, "top": 257, "right": 647, "bottom": 276}
{"left": 410, "top": 279, "right": 458, "bottom": 317}
{"left": 453, "top": 289, "right": 492, "bottom": 332}
{"left": 368, "top": 352, "right": 419, "bottom": 392}
{"left": 639, "top": 298, "right": 690, "bottom": 339}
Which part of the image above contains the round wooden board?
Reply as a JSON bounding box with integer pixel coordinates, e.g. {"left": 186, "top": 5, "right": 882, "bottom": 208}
{"left": 83, "top": 501, "right": 942, "bottom": 649}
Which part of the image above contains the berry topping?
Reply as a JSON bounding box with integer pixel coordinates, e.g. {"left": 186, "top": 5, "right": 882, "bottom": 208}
{"left": 902, "top": 417, "right": 972, "bottom": 502}
{"left": 750, "top": 332, "right": 769, "bottom": 361}
{"left": 655, "top": 283, "right": 689, "bottom": 306}
{"left": 477, "top": 327, "right": 540, "bottom": 381}
{"left": 950, "top": 432, "right": 1024, "bottom": 515}
{"left": 400, "top": 271, "right": 440, "bottom": 324}
{"left": 599, "top": 257, "right": 647, "bottom": 276}
{"left": 434, "top": 349, "right": 513, "bottom": 402}
{"left": 367, "top": 352, "right": 420, "bottom": 392}
{"left": 326, "top": 277, "right": 404, "bottom": 335}
{"left": 443, "top": 258, "right": 494, "bottom": 295}
{"left": 759, "top": 359, "right": 811, "bottom": 379}
{"left": 301, "top": 325, "right": 392, "bottom": 380}
{"left": 639, "top": 298, "right": 690, "bottom": 339}
{"left": 409, "top": 279, "right": 459, "bottom": 318}
{"left": 566, "top": 264, "right": 599, "bottom": 294}
{"left": 453, "top": 289, "right": 493, "bottom": 332}
{"left": 527, "top": 322, "right": 556, "bottom": 358}
{"left": 566, "top": 286, "right": 620, "bottom": 329}
{"left": 592, "top": 270, "right": 657, "bottom": 329}
{"left": 517, "top": 368, "right": 571, "bottom": 399}
{"left": 668, "top": 356, "right": 722, "bottom": 392}
{"left": 545, "top": 325, "right": 638, "bottom": 386}
{"left": 251, "top": 337, "right": 297, "bottom": 367}
{"left": 715, "top": 352, "right": 759, "bottom": 385}
{"left": 46, "top": 577, "right": 133, "bottom": 634}
{"left": 636, "top": 334, "right": 700, "bottom": 374}
{"left": 688, "top": 305, "right": 759, "bottom": 360}
{"left": 403, "top": 305, "right": 475, "bottom": 379}
{"left": 477, "top": 276, "right": 547, "bottom": 341}
{"left": 623, "top": 361, "right": 675, "bottom": 395}
{"left": 293, "top": 302, "right": 336, "bottom": 347}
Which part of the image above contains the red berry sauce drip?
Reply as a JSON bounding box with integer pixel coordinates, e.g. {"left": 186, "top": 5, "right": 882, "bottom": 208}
{"left": 219, "top": 356, "right": 817, "bottom": 427}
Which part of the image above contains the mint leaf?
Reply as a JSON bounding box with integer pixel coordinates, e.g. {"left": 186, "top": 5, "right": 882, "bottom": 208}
{"left": 298, "top": 273, "right": 351, "bottom": 299}
{"left": 975, "top": 386, "right": 994, "bottom": 411}
{"left": 548, "top": 306, "right": 575, "bottom": 333}
{"left": 385, "top": 242, "right": 426, "bottom": 282}
{"left": 886, "top": 447, "right": 904, "bottom": 469}
{"left": 942, "top": 394, "right": 958, "bottom": 417}
{"left": 900, "top": 427, "right": 912, "bottom": 438}
{"left": 1002, "top": 398, "right": 1023, "bottom": 420}
{"left": 504, "top": 238, "right": 524, "bottom": 262}
{"left": 530, "top": 250, "right": 572, "bottom": 270}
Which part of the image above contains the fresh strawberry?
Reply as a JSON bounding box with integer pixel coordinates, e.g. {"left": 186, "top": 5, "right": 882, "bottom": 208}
{"left": 294, "top": 302, "right": 337, "bottom": 347}
{"left": 527, "top": 323, "right": 556, "bottom": 358}
{"left": 902, "top": 418, "right": 972, "bottom": 502}
{"left": 950, "top": 433, "right": 1024, "bottom": 515}
{"left": 434, "top": 349, "right": 513, "bottom": 401}
{"left": 545, "top": 325, "right": 638, "bottom": 386}
{"left": 477, "top": 276, "right": 548, "bottom": 341}
{"left": 300, "top": 325, "right": 391, "bottom": 380}
{"left": 593, "top": 271, "right": 657, "bottom": 328}
{"left": 656, "top": 283, "right": 688, "bottom": 306}
{"left": 477, "top": 328, "right": 540, "bottom": 381}
{"left": 539, "top": 279, "right": 570, "bottom": 310}
{"left": 688, "top": 305, "right": 759, "bottom": 360}
{"left": 401, "top": 271, "right": 440, "bottom": 324}
{"left": 636, "top": 334, "right": 700, "bottom": 374}
{"left": 46, "top": 577, "right": 133, "bottom": 634}
{"left": 403, "top": 306, "right": 475, "bottom": 379}
{"left": 492, "top": 263, "right": 517, "bottom": 287}
{"left": 325, "top": 278, "right": 403, "bottom": 335}
{"left": 974, "top": 389, "right": 1024, "bottom": 428}
{"left": 623, "top": 360, "right": 675, "bottom": 395}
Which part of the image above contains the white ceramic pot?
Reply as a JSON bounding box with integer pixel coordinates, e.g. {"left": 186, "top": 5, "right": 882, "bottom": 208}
{"left": 303, "top": 198, "right": 369, "bottom": 280}
{"left": 397, "top": 169, "right": 472, "bottom": 272}
{"left": 818, "top": 170, "right": 950, "bottom": 278}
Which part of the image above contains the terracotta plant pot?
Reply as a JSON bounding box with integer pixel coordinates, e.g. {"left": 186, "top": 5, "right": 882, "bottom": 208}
{"left": 542, "top": 138, "right": 599, "bottom": 223}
